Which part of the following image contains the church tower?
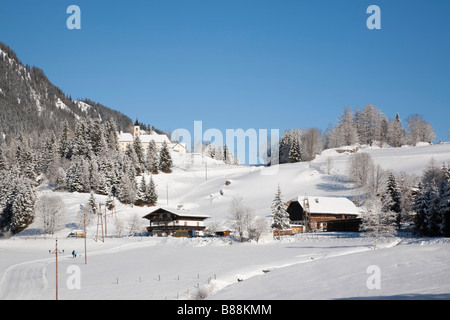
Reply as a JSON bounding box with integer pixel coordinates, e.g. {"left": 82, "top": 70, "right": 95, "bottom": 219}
{"left": 134, "top": 119, "right": 140, "bottom": 138}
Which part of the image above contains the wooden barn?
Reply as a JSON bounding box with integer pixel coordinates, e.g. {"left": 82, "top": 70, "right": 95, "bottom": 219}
{"left": 286, "top": 196, "right": 360, "bottom": 232}
{"left": 142, "top": 207, "right": 210, "bottom": 237}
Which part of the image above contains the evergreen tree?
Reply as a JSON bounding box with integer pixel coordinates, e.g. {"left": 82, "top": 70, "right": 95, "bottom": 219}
{"left": 59, "top": 120, "right": 72, "bottom": 159}
{"left": 289, "top": 136, "right": 302, "bottom": 163}
{"left": 439, "top": 165, "right": 450, "bottom": 237}
{"left": 384, "top": 172, "right": 402, "bottom": 229}
{"left": 145, "top": 140, "right": 159, "bottom": 174}
{"left": 1, "top": 176, "right": 37, "bottom": 235}
{"left": 88, "top": 192, "right": 98, "bottom": 216}
{"left": 159, "top": 141, "right": 173, "bottom": 173}
{"left": 105, "top": 118, "right": 119, "bottom": 151}
{"left": 106, "top": 192, "right": 115, "bottom": 211}
{"left": 223, "top": 144, "right": 235, "bottom": 164}
{"left": 66, "top": 158, "right": 90, "bottom": 193}
{"left": 135, "top": 176, "right": 147, "bottom": 206}
{"left": 96, "top": 173, "right": 109, "bottom": 196}
{"left": 133, "top": 136, "right": 145, "bottom": 174}
{"left": 271, "top": 184, "right": 290, "bottom": 237}
{"left": 145, "top": 175, "right": 158, "bottom": 206}
{"left": 0, "top": 147, "right": 8, "bottom": 171}
{"left": 388, "top": 113, "right": 404, "bottom": 148}
{"left": 214, "top": 145, "right": 224, "bottom": 161}
{"left": 118, "top": 172, "right": 136, "bottom": 205}
{"left": 42, "top": 132, "right": 58, "bottom": 173}
{"left": 54, "top": 167, "right": 67, "bottom": 191}
{"left": 425, "top": 182, "right": 442, "bottom": 237}
{"left": 413, "top": 182, "right": 428, "bottom": 235}
{"left": 125, "top": 144, "right": 140, "bottom": 175}
{"left": 72, "top": 119, "right": 89, "bottom": 158}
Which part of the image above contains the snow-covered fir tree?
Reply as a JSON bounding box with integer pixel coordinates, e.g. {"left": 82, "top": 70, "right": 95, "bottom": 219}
{"left": 271, "top": 184, "right": 290, "bottom": 236}
{"left": 289, "top": 136, "right": 302, "bottom": 163}
{"left": 0, "top": 147, "right": 8, "bottom": 171}
{"left": 145, "top": 140, "right": 159, "bottom": 174}
{"left": 106, "top": 192, "right": 115, "bottom": 211}
{"left": 439, "top": 164, "right": 450, "bottom": 237}
{"left": 88, "top": 191, "right": 98, "bottom": 216}
{"left": 10, "top": 181, "right": 36, "bottom": 234}
{"left": 159, "top": 141, "right": 173, "bottom": 173}
{"left": 58, "top": 120, "right": 72, "bottom": 159}
{"left": 145, "top": 175, "right": 158, "bottom": 206}
{"left": 425, "top": 182, "right": 442, "bottom": 237}
{"left": 118, "top": 172, "right": 136, "bottom": 205}
{"left": 383, "top": 172, "right": 402, "bottom": 229}
{"left": 133, "top": 136, "right": 145, "bottom": 175}
{"left": 135, "top": 176, "right": 147, "bottom": 206}
{"left": 388, "top": 113, "right": 404, "bottom": 148}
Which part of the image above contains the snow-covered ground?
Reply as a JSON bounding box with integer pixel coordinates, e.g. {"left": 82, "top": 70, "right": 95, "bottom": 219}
{"left": 1, "top": 143, "right": 450, "bottom": 300}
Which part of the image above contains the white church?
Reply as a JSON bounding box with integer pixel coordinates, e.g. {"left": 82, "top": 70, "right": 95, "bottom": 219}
{"left": 118, "top": 124, "right": 187, "bottom": 154}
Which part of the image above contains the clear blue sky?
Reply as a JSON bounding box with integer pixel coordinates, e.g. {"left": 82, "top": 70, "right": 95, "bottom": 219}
{"left": 1, "top": 0, "right": 449, "bottom": 142}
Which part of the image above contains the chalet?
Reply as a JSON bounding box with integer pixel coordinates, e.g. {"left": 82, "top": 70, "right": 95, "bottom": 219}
{"left": 286, "top": 196, "right": 361, "bottom": 232}
{"left": 142, "top": 207, "right": 210, "bottom": 237}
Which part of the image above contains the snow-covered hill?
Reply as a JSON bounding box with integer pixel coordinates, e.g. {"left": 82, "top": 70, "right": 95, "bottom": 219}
{"left": 1, "top": 143, "right": 450, "bottom": 300}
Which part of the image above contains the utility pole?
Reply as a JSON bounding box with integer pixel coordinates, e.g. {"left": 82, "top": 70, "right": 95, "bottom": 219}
{"left": 104, "top": 205, "right": 107, "bottom": 238}
{"left": 96, "top": 204, "right": 104, "bottom": 242}
{"left": 84, "top": 214, "right": 87, "bottom": 265}
{"left": 49, "top": 239, "right": 64, "bottom": 300}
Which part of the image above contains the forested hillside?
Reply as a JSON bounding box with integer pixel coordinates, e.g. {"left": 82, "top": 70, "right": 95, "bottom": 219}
{"left": 0, "top": 41, "right": 133, "bottom": 139}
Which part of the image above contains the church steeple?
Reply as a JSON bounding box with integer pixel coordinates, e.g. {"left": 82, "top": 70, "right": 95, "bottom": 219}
{"left": 134, "top": 118, "right": 140, "bottom": 138}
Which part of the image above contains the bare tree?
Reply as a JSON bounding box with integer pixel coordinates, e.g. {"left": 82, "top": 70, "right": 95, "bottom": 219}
{"left": 347, "top": 153, "right": 375, "bottom": 187}
{"left": 406, "top": 114, "right": 436, "bottom": 145}
{"left": 367, "top": 164, "right": 387, "bottom": 197}
{"left": 301, "top": 128, "right": 324, "bottom": 161}
{"left": 35, "top": 195, "right": 65, "bottom": 235}
{"left": 128, "top": 214, "right": 145, "bottom": 236}
{"left": 250, "top": 216, "right": 269, "bottom": 243}
{"left": 228, "top": 196, "right": 254, "bottom": 242}
{"left": 326, "top": 157, "right": 334, "bottom": 175}
{"left": 360, "top": 196, "right": 397, "bottom": 249}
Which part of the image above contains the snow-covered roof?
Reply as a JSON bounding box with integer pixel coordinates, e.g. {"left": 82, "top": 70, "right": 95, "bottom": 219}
{"left": 142, "top": 207, "right": 210, "bottom": 220}
{"left": 291, "top": 196, "right": 360, "bottom": 216}
{"left": 117, "top": 132, "right": 171, "bottom": 144}
{"left": 139, "top": 132, "right": 171, "bottom": 144}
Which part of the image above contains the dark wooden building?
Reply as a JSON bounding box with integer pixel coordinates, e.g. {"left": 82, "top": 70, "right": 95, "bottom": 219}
{"left": 287, "top": 196, "right": 360, "bottom": 232}
{"left": 142, "top": 207, "right": 210, "bottom": 237}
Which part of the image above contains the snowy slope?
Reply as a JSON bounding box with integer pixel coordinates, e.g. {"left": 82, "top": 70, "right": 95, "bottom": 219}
{"left": 1, "top": 143, "right": 450, "bottom": 300}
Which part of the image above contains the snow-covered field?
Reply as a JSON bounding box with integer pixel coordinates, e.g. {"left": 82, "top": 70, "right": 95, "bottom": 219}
{"left": 1, "top": 143, "right": 450, "bottom": 300}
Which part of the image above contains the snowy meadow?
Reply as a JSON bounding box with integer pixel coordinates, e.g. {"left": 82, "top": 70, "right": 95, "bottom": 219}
{"left": 1, "top": 143, "right": 450, "bottom": 300}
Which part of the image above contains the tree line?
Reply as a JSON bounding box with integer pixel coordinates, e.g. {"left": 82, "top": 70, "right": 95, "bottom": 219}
{"left": 276, "top": 104, "right": 436, "bottom": 164}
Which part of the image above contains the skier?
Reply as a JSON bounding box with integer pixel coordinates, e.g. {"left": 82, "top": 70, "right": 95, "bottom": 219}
{"left": 72, "top": 250, "right": 77, "bottom": 258}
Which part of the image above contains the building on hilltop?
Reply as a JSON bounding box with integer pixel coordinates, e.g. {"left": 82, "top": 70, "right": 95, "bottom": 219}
{"left": 118, "top": 124, "right": 187, "bottom": 154}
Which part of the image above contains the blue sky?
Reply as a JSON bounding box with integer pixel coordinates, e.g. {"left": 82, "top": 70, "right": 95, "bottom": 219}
{"left": 1, "top": 0, "right": 449, "bottom": 143}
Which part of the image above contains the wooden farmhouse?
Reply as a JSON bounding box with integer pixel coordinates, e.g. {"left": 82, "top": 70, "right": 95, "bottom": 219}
{"left": 142, "top": 207, "right": 210, "bottom": 237}
{"left": 286, "top": 196, "right": 361, "bottom": 232}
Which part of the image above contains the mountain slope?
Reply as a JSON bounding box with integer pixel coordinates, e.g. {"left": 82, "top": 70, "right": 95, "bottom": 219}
{"left": 0, "top": 42, "right": 133, "bottom": 138}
